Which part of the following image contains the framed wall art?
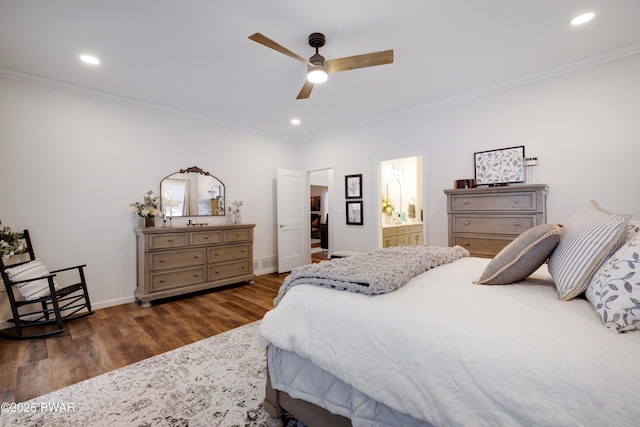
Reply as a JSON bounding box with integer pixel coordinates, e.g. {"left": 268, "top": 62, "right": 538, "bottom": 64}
{"left": 474, "top": 146, "right": 525, "bottom": 186}
{"left": 346, "top": 200, "right": 363, "bottom": 225}
{"left": 345, "top": 174, "right": 362, "bottom": 199}
{"left": 310, "top": 196, "right": 321, "bottom": 211}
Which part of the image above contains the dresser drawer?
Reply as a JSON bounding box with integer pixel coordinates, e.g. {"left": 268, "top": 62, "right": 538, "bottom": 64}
{"left": 410, "top": 224, "right": 423, "bottom": 233}
{"left": 150, "top": 267, "right": 205, "bottom": 291}
{"left": 224, "top": 229, "right": 251, "bottom": 243}
{"left": 382, "top": 227, "right": 397, "bottom": 238}
{"left": 150, "top": 249, "right": 205, "bottom": 271}
{"left": 208, "top": 244, "right": 250, "bottom": 263}
{"left": 397, "top": 225, "right": 412, "bottom": 236}
{"left": 149, "top": 233, "right": 189, "bottom": 249}
{"left": 451, "top": 192, "right": 536, "bottom": 212}
{"left": 452, "top": 235, "right": 512, "bottom": 258}
{"left": 397, "top": 235, "right": 411, "bottom": 246}
{"left": 190, "top": 231, "right": 223, "bottom": 245}
{"left": 452, "top": 215, "right": 535, "bottom": 235}
{"left": 208, "top": 260, "right": 251, "bottom": 280}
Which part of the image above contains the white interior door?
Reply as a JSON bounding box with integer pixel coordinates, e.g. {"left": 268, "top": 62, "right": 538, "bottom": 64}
{"left": 277, "top": 168, "right": 309, "bottom": 272}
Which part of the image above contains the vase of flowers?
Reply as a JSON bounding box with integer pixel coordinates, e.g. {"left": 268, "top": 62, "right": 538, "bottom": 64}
{"left": 381, "top": 195, "right": 395, "bottom": 224}
{"left": 227, "top": 200, "right": 243, "bottom": 224}
{"left": 0, "top": 220, "right": 26, "bottom": 259}
{"left": 130, "top": 190, "right": 160, "bottom": 227}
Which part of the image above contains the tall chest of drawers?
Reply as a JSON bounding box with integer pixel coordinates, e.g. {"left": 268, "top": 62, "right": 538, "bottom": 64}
{"left": 135, "top": 224, "right": 255, "bottom": 308}
{"left": 444, "top": 185, "right": 548, "bottom": 257}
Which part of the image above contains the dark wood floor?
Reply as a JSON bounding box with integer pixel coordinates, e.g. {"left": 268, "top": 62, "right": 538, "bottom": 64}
{"left": 0, "top": 249, "right": 331, "bottom": 404}
{"left": 0, "top": 272, "right": 290, "bottom": 404}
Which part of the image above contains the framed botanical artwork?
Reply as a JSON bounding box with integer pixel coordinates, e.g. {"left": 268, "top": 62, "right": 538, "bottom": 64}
{"left": 346, "top": 200, "right": 363, "bottom": 225}
{"left": 310, "top": 196, "right": 321, "bottom": 211}
{"left": 474, "top": 146, "right": 525, "bottom": 186}
{"left": 345, "top": 174, "right": 362, "bottom": 199}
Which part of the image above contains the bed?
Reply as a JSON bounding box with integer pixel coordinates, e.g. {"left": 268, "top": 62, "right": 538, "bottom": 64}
{"left": 258, "top": 202, "right": 640, "bottom": 427}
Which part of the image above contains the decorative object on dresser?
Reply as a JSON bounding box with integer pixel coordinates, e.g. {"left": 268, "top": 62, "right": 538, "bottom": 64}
{"left": 444, "top": 184, "right": 548, "bottom": 257}
{"left": 382, "top": 223, "right": 423, "bottom": 247}
{"left": 130, "top": 190, "right": 160, "bottom": 227}
{"left": 134, "top": 224, "right": 255, "bottom": 308}
{"left": 474, "top": 146, "right": 525, "bottom": 186}
{"left": 160, "top": 166, "right": 225, "bottom": 217}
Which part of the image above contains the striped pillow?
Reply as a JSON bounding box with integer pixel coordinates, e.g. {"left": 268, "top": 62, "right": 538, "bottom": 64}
{"left": 548, "top": 201, "right": 629, "bottom": 301}
{"left": 4, "top": 259, "right": 59, "bottom": 301}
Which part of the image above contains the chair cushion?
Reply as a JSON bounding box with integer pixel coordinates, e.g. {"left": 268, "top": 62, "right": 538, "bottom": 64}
{"left": 548, "top": 201, "right": 629, "bottom": 301}
{"left": 4, "top": 259, "right": 59, "bottom": 301}
{"left": 475, "top": 224, "right": 562, "bottom": 285}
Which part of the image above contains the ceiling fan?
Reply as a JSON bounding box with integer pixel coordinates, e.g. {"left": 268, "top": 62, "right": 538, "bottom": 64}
{"left": 248, "top": 32, "right": 394, "bottom": 99}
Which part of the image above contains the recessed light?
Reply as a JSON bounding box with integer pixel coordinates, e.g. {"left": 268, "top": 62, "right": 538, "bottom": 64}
{"left": 290, "top": 118, "right": 301, "bottom": 125}
{"left": 80, "top": 54, "right": 100, "bottom": 65}
{"left": 570, "top": 12, "right": 595, "bottom": 26}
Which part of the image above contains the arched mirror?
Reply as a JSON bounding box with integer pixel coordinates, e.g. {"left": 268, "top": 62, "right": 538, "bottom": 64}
{"left": 160, "top": 166, "right": 225, "bottom": 216}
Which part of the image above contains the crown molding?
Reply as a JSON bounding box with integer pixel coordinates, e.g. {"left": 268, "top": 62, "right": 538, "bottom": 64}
{"left": 0, "top": 67, "right": 298, "bottom": 144}
{"left": 2, "top": 42, "right": 639, "bottom": 146}
{"left": 299, "top": 43, "right": 640, "bottom": 143}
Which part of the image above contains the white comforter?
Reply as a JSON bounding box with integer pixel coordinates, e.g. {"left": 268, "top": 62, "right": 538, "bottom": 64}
{"left": 259, "top": 257, "right": 640, "bottom": 427}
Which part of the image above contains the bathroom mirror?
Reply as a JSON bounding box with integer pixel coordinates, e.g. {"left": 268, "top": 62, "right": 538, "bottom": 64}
{"left": 160, "top": 166, "right": 225, "bottom": 216}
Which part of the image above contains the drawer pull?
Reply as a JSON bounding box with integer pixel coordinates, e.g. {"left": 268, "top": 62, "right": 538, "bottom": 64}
{"left": 514, "top": 222, "right": 520, "bottom": 226}
{"left": 514, "top": 199, "right": 519, "bottom": 203}
{"left": 159, "top": 259, "right": 164, "bottom": 263}
{"left": 464, "top": 221, "right": 470, "bottom": 225}
{"left": 464, "top": 242, "right": 470, "bottom": 246}
{"left": 204, "top": 236, "right": 209, "bottom": 240}
{"left": 168, "top": 239, "right": 173, "bottom": 242}
{"left": 464, "top": 200, "right": 469, "bottom": 204}
{"left": 214, "top": 252, "right": 219, "bottom": 256}
{"left": 235, "top": 233, "right": 240, "bottom": 237}
{"left": 194, "top": 256, "right": 199, "bottom": 259}
{"left": 159, "top": 279, "right": 164, "bottom": 283}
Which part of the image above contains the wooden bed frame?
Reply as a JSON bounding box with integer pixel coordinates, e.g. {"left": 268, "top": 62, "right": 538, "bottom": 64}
{"left": 264, "top": 354, "right": 352, "bottom": 427}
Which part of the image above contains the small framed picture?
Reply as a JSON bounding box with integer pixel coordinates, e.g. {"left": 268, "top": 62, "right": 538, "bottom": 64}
{"left": 345, "top": 174, "right": 362, "bottom": 199}
{"left": 310, "top": 196, "right": 321, "bottom": 211}
{"left": 474, "top": 146, "right": 525, "bottom": 186}
{"left": 346, "top": 201, "right": 363, "bottom": 225}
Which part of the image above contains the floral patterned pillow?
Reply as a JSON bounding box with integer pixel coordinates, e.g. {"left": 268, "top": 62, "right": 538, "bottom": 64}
{"left": 586, "top": 232, "right": 640, "bottom": 333}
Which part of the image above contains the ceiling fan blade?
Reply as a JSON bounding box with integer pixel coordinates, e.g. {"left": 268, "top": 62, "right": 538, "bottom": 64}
{"left": 326, "top": 49, "right": 394, "bottom": 73}
{"left": 296, "top": 80, "right": 315, "bottom": 99}
{"left": 248, "top": 33, "right": 313, "bottom": 66}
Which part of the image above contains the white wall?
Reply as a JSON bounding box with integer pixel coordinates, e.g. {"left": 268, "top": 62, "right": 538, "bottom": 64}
{"left": 1, "top": 52, "right": 639, "bottom": 322}
{"left": 300, "top": 54, "right": 640, "bottom": 252}
{"left": 0, "top": 77, "right": 300, "bottom": 320}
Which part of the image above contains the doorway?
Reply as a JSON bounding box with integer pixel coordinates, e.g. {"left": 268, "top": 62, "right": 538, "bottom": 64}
{"left": 309, "top": 168, "right": 333, "bottom": 262}
{"left": 379, "top": 156, "right": 424, "bottom": 248}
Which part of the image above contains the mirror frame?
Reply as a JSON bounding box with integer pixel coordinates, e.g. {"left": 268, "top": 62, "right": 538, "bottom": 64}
{"left": 160, "top": 166, "right": 225, "bottom": 217}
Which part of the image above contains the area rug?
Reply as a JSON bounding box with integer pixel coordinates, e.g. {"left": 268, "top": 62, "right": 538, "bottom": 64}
{"left": 0, "top": 321, "right": 304, "bottom": 427}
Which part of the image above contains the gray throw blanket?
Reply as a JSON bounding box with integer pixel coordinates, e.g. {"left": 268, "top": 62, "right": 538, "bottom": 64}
{"left": 274, "top": 245, "right": 469, "bottom": 306}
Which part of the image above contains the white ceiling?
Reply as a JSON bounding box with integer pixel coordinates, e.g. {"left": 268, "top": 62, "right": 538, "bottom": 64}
{"left": 1, "top": 0, "right": 639, "bottom": 142}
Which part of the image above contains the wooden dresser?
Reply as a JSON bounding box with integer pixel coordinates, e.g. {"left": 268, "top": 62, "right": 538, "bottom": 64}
{"left": 382, "top": 223, "right": 424, "bottom": 248}
{"left": 444, "top": 185, "right": 548, "bottom": 257}
{"left": 134, "top": 224, "right": 255, "bottom": 308}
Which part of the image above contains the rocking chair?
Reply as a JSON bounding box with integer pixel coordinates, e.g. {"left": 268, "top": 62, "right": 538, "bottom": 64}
{"left": 0, "top": 230, "right": 93, "bottom": 339}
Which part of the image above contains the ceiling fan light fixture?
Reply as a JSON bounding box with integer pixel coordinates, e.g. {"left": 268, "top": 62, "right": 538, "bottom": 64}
{"left": 307, "top": 65, "right": 328, "bottom": 83}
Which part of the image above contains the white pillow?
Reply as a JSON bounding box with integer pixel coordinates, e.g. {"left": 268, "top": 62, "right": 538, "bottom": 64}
{"left": 586, "top": 233, "right": 640, "bottom": 333}
{"left": 4, "top": 259, "right": 59, "bottom": 301}
{"left": 548, "top": 201, "right": 629, "bottom": 301}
